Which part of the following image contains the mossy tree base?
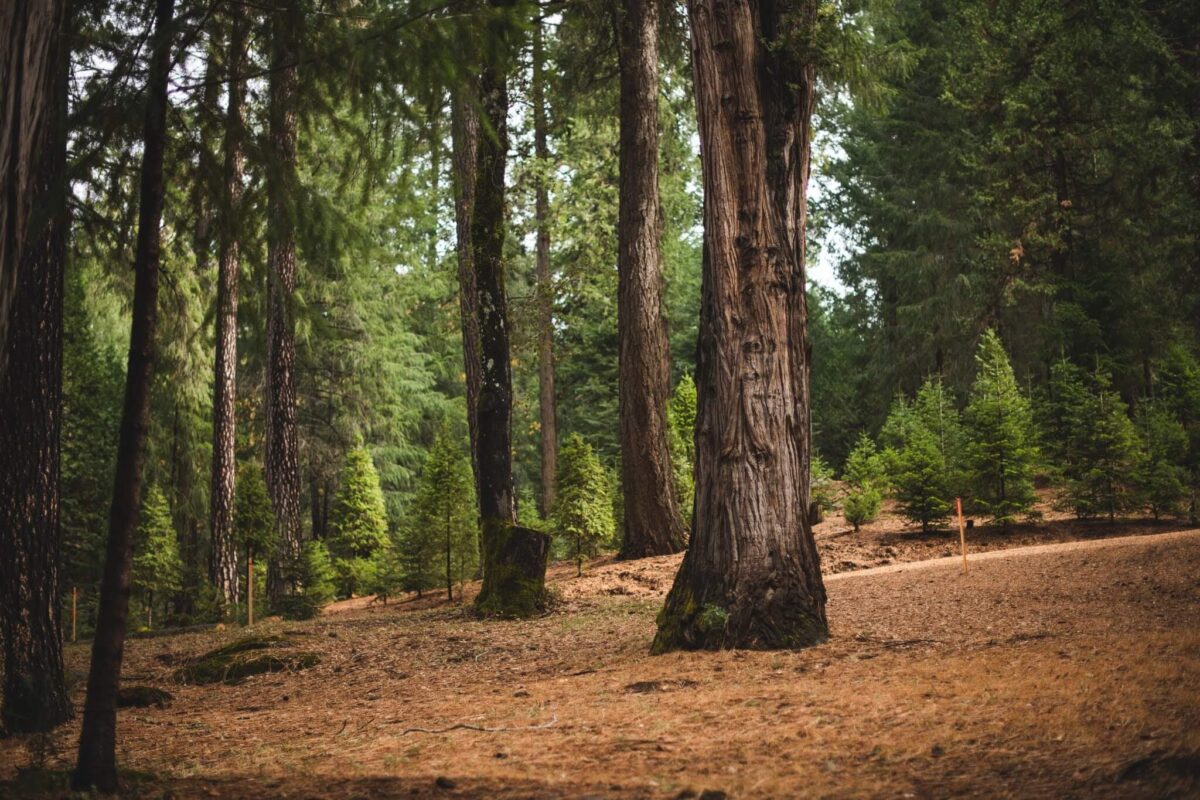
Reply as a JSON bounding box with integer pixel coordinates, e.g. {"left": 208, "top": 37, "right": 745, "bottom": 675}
{"left": 474, "top": 520, "right": 551, "bottom": 618}
{"left": 651, "top": 564, "right": 828, "bottom": 654}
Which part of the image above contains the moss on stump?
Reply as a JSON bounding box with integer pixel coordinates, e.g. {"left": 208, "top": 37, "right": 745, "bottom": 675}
{"left": 474, "top": 520, "right": 551, "bottom": 618}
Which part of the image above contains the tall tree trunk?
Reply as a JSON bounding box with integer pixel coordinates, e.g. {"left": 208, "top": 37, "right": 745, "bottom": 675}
{"left": 471, "top": 0, "right": 550, "bottom": 617}
{"left": 532, "top": 20, "right": 557, "bottom": 519}
{"left": 265, "top": 0, "right": 303, "bottom": 601}
{"left": 72, "top": 0, "right": 175, "bottom": 788}
{"left": 452, "top": 80, "right": 482, "bottom": 500}
{"left": 652, "top": 0, "right": 827, "bottom": 652}
{"left": 616, "top": 0, "right": 687, "bottom": 560}
{"left": 209, "top": 4, "right": 246, "bottom": 608}
{"left": 0, "top": 0, "right": 71, "bottom": 735}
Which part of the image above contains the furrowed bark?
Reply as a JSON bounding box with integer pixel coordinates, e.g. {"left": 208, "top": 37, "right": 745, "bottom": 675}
{"left": 0, "top": 0, "right": 72, "bottom": 735}
{"left": 72, "top": 0, "right": 175, "bottom": 788}
{"left": 616, "top": 0, "right": 687, "bottom": 560}
{"left": 533, "top": 19, "right": 557, "bottom": 518}
{"left": 653, "top": 0, "right": 827, "bottom": 652}
{"left": 209, "top": 2, "right": 247, "bottom": 609}
{"left": 471, "top": 0, "right": 550, "bottom": 617}
{"left": 265, "top": 0, "right": 303, "bottom": 601}
{"left": 452, "top": 79, "right": 482, "bottom": 501}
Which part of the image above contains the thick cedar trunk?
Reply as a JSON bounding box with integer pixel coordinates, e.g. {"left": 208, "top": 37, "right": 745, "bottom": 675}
{"left": 72, "top": 0, "right": 175, "bottom": 788}
{"left": 653, "top": 0, "right": 827, "bottom": 652}
{"left": 451, "top": 81, "right": 482, "bottom": 500}
{"left": 266, "top": 0, "right": 303, "bottom": 600}
{"left": 616, "top": 0, "right": 687, "bottom": 560}
{"left": 532, "top": 20, "right": 557, "bottom": 518}
{"left": 0, "top": 0, "right": 71, "bottom": 735}
{"left": 471, "top": 0, "right": 550, "bottom": 617}
{"left": 209, "top": 5, "right": 246, "bottom": 608}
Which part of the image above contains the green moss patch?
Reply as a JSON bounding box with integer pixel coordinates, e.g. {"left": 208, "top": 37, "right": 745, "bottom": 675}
{"left": 174, "top": 635, "right": 320, "bottom": 685}
{"left": 117, "top": 685, "right": 174, "bottom": 708}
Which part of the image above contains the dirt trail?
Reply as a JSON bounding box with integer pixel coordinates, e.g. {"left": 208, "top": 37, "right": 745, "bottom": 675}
{"left": 2, "top": 523, "right": 1198, "bottom": 798}
{"left": 826, "top": 526, "right": 1200, "bottom": 581}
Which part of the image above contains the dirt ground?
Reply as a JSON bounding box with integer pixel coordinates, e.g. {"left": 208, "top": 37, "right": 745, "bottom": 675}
{"left": 3, "top": 507, "right": 1199, "bottom": 798}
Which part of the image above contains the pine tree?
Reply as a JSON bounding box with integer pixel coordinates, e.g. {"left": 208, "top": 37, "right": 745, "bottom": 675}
{"left": 1047, "top": 363, "right": 1145, "bottom": 521}
{"left": 667, "top": 375, "right": 697, "bottom": 527}
{"left": 963, "top": 330, "right": 1038, "bottom": 524}
{"left": 326, "top": 446, "right": 389, "bottom": 598}
{"left": 403, "top": 425, "right": 476, "bottom": 600}
{"left": 842, "top": 433, "right": 884, "bottom": 532}
{"left": 888, "top": 422, "right": 953, "bottom": 532}
{"left": 235, "top": 462, "right": 276, "bottom": 563}
{"left": 1135, "top": 403, "right": 1189, "bottom": 519}
{"left": 131, "top": 486, "right": 183, "bottom": 629}
{"left": 810, "top": 452, "right": 838, "bottom": 521}
{"left": 879, "top": 384, "right": 960, "bottom": 531}
{"left": 553, "top": 434, "right": 615, "bottom": 576}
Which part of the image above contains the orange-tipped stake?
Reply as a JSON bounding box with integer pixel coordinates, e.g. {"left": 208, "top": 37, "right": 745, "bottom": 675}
{"left": 956, "top": 497, "right": 968, "bottom": 574}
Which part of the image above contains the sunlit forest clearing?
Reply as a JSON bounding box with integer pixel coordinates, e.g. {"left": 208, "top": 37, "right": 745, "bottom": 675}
{"left": 2, "top": 0, "right": 1200, "bottom": 796}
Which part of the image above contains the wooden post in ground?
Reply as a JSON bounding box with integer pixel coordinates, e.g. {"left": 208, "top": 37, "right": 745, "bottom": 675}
{"left": 247, "top": 552, "right": 254, "bottom": 626}
{"left": 956, "top": 497, "right": 968, "bottom": 574}
{"left": 72, "top": 587, "right": 77, "bottom": 642}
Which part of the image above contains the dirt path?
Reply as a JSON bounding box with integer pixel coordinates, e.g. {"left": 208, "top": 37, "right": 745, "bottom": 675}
{"left": 826, "top": 526, "right": 1200, "bottom": 582}
{"left": 3, "top": 525, "right": 1198, "bottom": 798}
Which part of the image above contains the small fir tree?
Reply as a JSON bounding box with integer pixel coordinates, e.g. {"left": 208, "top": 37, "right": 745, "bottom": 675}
{"left": 667, "top": 375, "right": 697, "bottom": 527}
{"left": 842, "top": 433, "right": 885, "bottom": 531}
{"left": 553, "top": 433, "right": 615, "bottom": 576}
{"left": 912, "top": 378, "right": 967, "bottom": 497}
{"left": 1135, "top": 402, "right": 1189, "bottom": 519}
{"left": 887, "top": 422, "right": 953, "bottom": 531}
{"left": 1050, "top": 365, "right": 1145, "bottom": 520}
{"left": 235, "top": 461, "right": 275, "bottom": 616}
{"left": 235, "top": 462, "right": 275, "bottom": 560}
{"left": 879, "top": 386, "right": 959, "bottom": 531}
{"left": 131, "top": 486, "right": 183, "bottom": 629}
{"left": 810, "top": 451, "right": 838, "bottom": 519}
{"left": 963, "top": 330, "right": 1038, "bottom": 524}
{"left": 403, "top": 425, "right": 477, "bottom": 600}
{"left": 329, "top": 446, "right": 389, "bottom": 560}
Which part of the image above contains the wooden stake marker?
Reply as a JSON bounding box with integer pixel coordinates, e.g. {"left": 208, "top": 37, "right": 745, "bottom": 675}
{"left": 956, "top": 497, "right": 968, "bottom": 573}
{"left": 247, "top": 553, "right": 254, "bottom": 627}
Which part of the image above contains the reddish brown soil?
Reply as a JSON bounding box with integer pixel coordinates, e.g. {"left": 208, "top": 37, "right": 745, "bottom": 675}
{"left": 2, "top": 509, "right": 1198, "bottom": 798}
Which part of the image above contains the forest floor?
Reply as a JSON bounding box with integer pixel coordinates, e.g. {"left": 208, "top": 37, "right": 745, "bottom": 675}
{"left": 3, "top": 501, "right": 1199, "bottom": 798}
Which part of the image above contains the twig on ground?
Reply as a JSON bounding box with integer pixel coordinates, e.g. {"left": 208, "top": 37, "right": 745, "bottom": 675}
{"left": 399, "top": 714, "right": 559, "bottom": 735}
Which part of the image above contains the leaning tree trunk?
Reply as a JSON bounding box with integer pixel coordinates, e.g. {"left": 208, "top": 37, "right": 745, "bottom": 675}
{"left": 73, "top": 0, "right": 175, "bottom": 788}
{"left": 0, "top": 0, "right": 72, "bottom": 735}
{"left": 470, "top": 0, "right": 550, "bottom": 617}
{"left": 265, "top": 0, "right": 303, "bottom": 601}
{"left": 652, "top": 0, "right": 827, "bottom": 652}
{"left": 532, "top": 20, "right": 557, "bottom": 518}
{"left": 209, "top": 4, "right": 246, "bottom": 608}
{"left": 616, "top": 0, "right": 687, "bottom": 560}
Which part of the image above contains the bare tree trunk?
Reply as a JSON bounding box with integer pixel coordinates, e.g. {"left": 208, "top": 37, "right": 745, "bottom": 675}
{"left": 471, "top": 0, "right": 550, "bottom": 617}
{"left": 452, "top": 80, "right": 482, "bottom": 500}
{"left": 653, "top": 0, "right": 827, "bottom": 652}
{"left": 266, "top": 0, "right": 303, "bottom": 601}
{"left": 532, "top": 20, "right": 557, "bottom": 519}
{"left": 72, "top": 0, "right": 175, "bottom": 788}
{"left": 0, "top": 0, "right": 71, "bottom": 736}
{"left": 616, "top": 0, "right": 686, "bottom": 560}
{"left": 209, "top": 4, "right": 246, "bottom": 609}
